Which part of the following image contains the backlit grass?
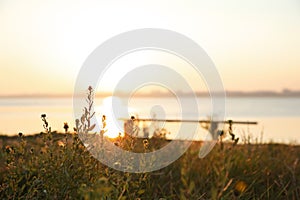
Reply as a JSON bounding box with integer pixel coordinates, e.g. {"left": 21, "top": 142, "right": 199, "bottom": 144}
{"left": 1, "top": 131, "right": 299, "bottom": 199}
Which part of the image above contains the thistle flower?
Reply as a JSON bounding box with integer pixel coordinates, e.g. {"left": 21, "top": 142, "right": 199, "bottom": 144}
{"left": 63, "top": 122, "right": 69, "bottom": 133}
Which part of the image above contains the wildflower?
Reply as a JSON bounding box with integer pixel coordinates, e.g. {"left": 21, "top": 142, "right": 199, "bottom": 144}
{"left": 234, "top": 180, "right": 247, "bottom": 196}
{"left": 63, "top": 122, "right": 69, "bottom": 133}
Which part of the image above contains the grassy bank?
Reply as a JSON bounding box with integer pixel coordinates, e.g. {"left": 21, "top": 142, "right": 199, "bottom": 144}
{"left": 0, "top": 132, "right": 299, "bottom": 199}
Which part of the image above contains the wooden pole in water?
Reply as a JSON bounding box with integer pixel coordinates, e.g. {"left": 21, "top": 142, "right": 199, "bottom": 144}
{"left": 119, "top": 118, "right": 257, "bottom": 125}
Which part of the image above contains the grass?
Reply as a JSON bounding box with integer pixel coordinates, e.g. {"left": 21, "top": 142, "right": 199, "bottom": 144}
{"left": 1, "top": 133, "right": 299, "bottom": 199}
{"left": 0, "top": 87, "right": 299, "bottom": 199}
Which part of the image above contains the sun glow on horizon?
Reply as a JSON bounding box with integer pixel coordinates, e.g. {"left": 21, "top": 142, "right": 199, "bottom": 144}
{"left": 96, "top": 96, "right": 134, "bottom": 138}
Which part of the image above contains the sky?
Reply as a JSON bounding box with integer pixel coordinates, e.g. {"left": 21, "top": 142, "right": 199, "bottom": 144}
{"left": 1, "top": 0, "right": 300, "bottom": 95}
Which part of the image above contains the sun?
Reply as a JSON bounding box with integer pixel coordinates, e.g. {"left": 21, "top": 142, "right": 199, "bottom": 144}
{"left": 98, "top": 96, "right": 126, "bottom": 138}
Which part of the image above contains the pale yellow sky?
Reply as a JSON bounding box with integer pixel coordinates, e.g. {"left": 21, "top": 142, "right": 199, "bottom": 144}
{"left": 1, "top": 0, "right": 300, "bottom": 95}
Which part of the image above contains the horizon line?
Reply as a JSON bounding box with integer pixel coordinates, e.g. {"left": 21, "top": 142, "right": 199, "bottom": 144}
{"left": 1, "top": 89, "right": 300, "bottom": 98}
